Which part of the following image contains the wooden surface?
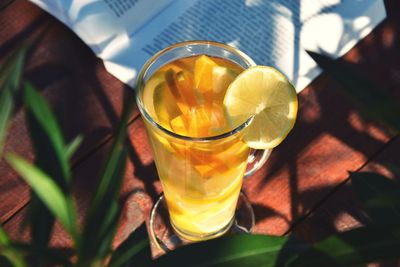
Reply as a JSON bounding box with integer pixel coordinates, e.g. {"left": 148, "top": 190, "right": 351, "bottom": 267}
{"left": 1, "top": 0, "right": 400, "bottom": 260}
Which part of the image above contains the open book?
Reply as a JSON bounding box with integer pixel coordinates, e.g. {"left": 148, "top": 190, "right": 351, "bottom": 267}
{"left": 29, "top": 0, "right": 386, "bottom": 92}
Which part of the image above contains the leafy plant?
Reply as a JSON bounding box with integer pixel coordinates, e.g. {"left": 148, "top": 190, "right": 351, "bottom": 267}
{"left": 0, "top": 46, "right": 399, "bottom": 267}
{"left": 0, "top": 46, "right": 149, "bottom": 266}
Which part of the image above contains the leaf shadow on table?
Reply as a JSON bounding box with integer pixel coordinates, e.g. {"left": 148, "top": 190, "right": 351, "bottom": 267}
{"left": 251, "top": 5, "right": 400, "bottom": 255}
{"left": 0, "top": 11, "right": 49, "bottom": 60}
{"left": 252, "top": 203, "right": 290, "bottom": 225}
{"left": 292, "top": 163, "right": 400, "bottom": 237}
{"left": 125, "top": 142, "right": 159, "bottom": 203}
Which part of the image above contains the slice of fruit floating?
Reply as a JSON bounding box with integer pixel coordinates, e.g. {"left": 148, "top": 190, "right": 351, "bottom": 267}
{"left": 175, "top": 71, "right": 198, "bottom": 107}
{"left": 153, "top": 81, "right": 182, "bottom": 130}
{"left": 194, "top": 55, "right": 218, "bottom": 93}
{"left": 212, "top": 66, "right": 238, "bottom": 97}
{"left": 223, "top": 66, "right": 298, "bottom": 149}
{"left": 142, "top": 71, "right": 166, "bottom": 119}
{"left": 165, "top": 69, "right": 191, "bottom": 115}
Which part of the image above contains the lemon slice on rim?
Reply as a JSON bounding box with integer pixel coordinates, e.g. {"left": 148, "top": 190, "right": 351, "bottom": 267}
{"left": 223, "top": 66, "right": 298, "bottom": 149}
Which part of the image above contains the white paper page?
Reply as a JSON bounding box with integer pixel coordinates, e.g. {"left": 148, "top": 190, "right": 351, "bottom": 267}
{"left": 30, "top": 0, "right": 386, "bottom": 92}
{"left": 101, "top": 0, "right": 386, "bottom": 91}
{"left": 29, "top": 0, "right": 173, "bottom": 54}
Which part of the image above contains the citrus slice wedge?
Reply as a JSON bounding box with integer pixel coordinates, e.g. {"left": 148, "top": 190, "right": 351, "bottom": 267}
{"left": 194, "top": 55, "right": 218, "bottom": 93}
{"left": 223, "top": 66, "right": 298, "bottom": 149}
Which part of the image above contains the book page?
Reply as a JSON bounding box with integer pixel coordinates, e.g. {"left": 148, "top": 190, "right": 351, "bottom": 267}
{"left": 100, "top": 0, "right": 385, "bottom": 91}
{"left": 30, "top": 0, "right": 386, "bottom": 92}
{"left": 29, "top": 0, "right": 172, "bottom": 54}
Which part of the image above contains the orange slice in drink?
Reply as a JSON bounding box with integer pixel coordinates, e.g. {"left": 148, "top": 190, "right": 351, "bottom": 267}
{"left": 212, "top": 66, "right": 238, "bottom": 97}
{"left": 176, "top": 71, "right": 198, "bottom": 107}
{"left": 194, "top": 55, "right": 218, "bottom": 93}
{"left": 153, "top": 81, "right": 181, "bottom": 129}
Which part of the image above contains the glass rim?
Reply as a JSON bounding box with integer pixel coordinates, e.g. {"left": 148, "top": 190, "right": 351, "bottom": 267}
{"left": 135, "top": 40, "right": 256, "bottom": 142}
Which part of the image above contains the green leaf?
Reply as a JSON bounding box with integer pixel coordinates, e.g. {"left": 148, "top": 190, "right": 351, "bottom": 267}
{"left": 65, "top": 135, "right": 84, "bottom": 159}
{"left": 156, "top": 234, "right": 307, "bottom": 267}
{"left": 290, "top": 225, "right": 400, "bottom": 266}
{"left": 0, "top": 226, "right": 27, "bottom": 267}
{"left": 0, "top": 225, "right": 10, "bottom": 247}
{"left": 91, "top": 144, "right": 127, "bottom": 211}
{"left": 108, "top": 223, "right": 152, "bottom": 267}
{"left": 307, "top": 51, "right": 400, "bottom": 132}
{"left": 23, "top": 83, "right": 76, "bottom": 263}
{"left": 91, "top": 96, "right": 135, "bottom": 208}
{"left": 0, "top": 43, "right": 27, "bottom": 90}
{"left": 0, "top": 46, "right": 27, "bottom": 156}
{"left": 6, "top": 154, "right": 78, "bottom": 241}
{"left": 350, "top": 172, "right": 400, "bottom": 226}
{"left": 78, "top": 147, "right": 127, "bottom": 263}
{"left": 28, "top": 195, "right": 56, "bottom": 267}
{"left": 0, "top": 89, "right": 13, "bottom": 156}
{"left": 93, "top": 200, "right": 124, "bottom": 261}
{"left": 77, "top": 97, "right": 134, "bottom": 264}
{"left": 0, "top": 250, "right": 26, "bottom": 267}
{"left": 24, "top": 84, "right": 79, "bottom": 266}
{"left": 23, "top": 83, "right": 71, "bottom": 187}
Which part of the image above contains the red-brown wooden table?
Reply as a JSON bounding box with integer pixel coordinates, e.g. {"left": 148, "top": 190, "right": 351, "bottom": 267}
{"left": 1, "top": 0, "right": 399, "bottom": 263}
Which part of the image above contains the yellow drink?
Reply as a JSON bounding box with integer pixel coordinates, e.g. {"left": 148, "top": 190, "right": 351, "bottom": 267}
{"left": 141, "top": 55, "right": 250, "bottom": 240}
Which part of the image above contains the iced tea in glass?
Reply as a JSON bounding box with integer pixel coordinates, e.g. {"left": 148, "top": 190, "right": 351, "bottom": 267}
{"left": 136, "top": 41, "right": 268, "bottom": 242}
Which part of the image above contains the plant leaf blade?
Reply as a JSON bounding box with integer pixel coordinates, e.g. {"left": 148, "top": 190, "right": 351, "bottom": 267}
{"left": 108, "top": 223, "right": 151, "bottom": 267}
{"left": 78, "top": 97, "right": 134, "bottom": 263}
{"left": 0, "top": 89, "right": 13, "bottom": 156}
{"left": 0, "top": 43, "right": 27, "bottom": 90}
{"left": 6, "top": 154, "right": 77, "bottom": 240}
{"left": 78, "top": 146, "right": 127, "bottom": 262}
{"left": 350, "top": 172, "right": 400, "bottom": 226}
{"left": 0, "top": 46, "right": 27, "bottom": 155}
{"left": 23, "top": 83, "right": 74, "bottom": 263}
{"left": 290, "top": 225, "right": 400, "bottom": 266}
{"left": 156, "top": 234, "right": 306, "bottom": 267}
{"left": 0, "top": 225, "right": 10, "bottom": 246}
{"left": 23, "top": 83, "right": 70, "bottom": 186}
{"left": 0, "top": 226, "right": 26, "bottom": 267}
{"left": 65, "top": 135, "right": 84, "bottom": 159}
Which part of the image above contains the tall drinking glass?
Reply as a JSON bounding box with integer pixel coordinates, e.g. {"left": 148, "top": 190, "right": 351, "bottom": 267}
{"left": 136, "top": 41, "right": 270, "bottom": 247}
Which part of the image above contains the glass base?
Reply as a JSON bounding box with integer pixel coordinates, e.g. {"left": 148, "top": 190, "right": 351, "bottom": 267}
{"left": 149, "top": 192, "right": 255, "bottom": 256}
